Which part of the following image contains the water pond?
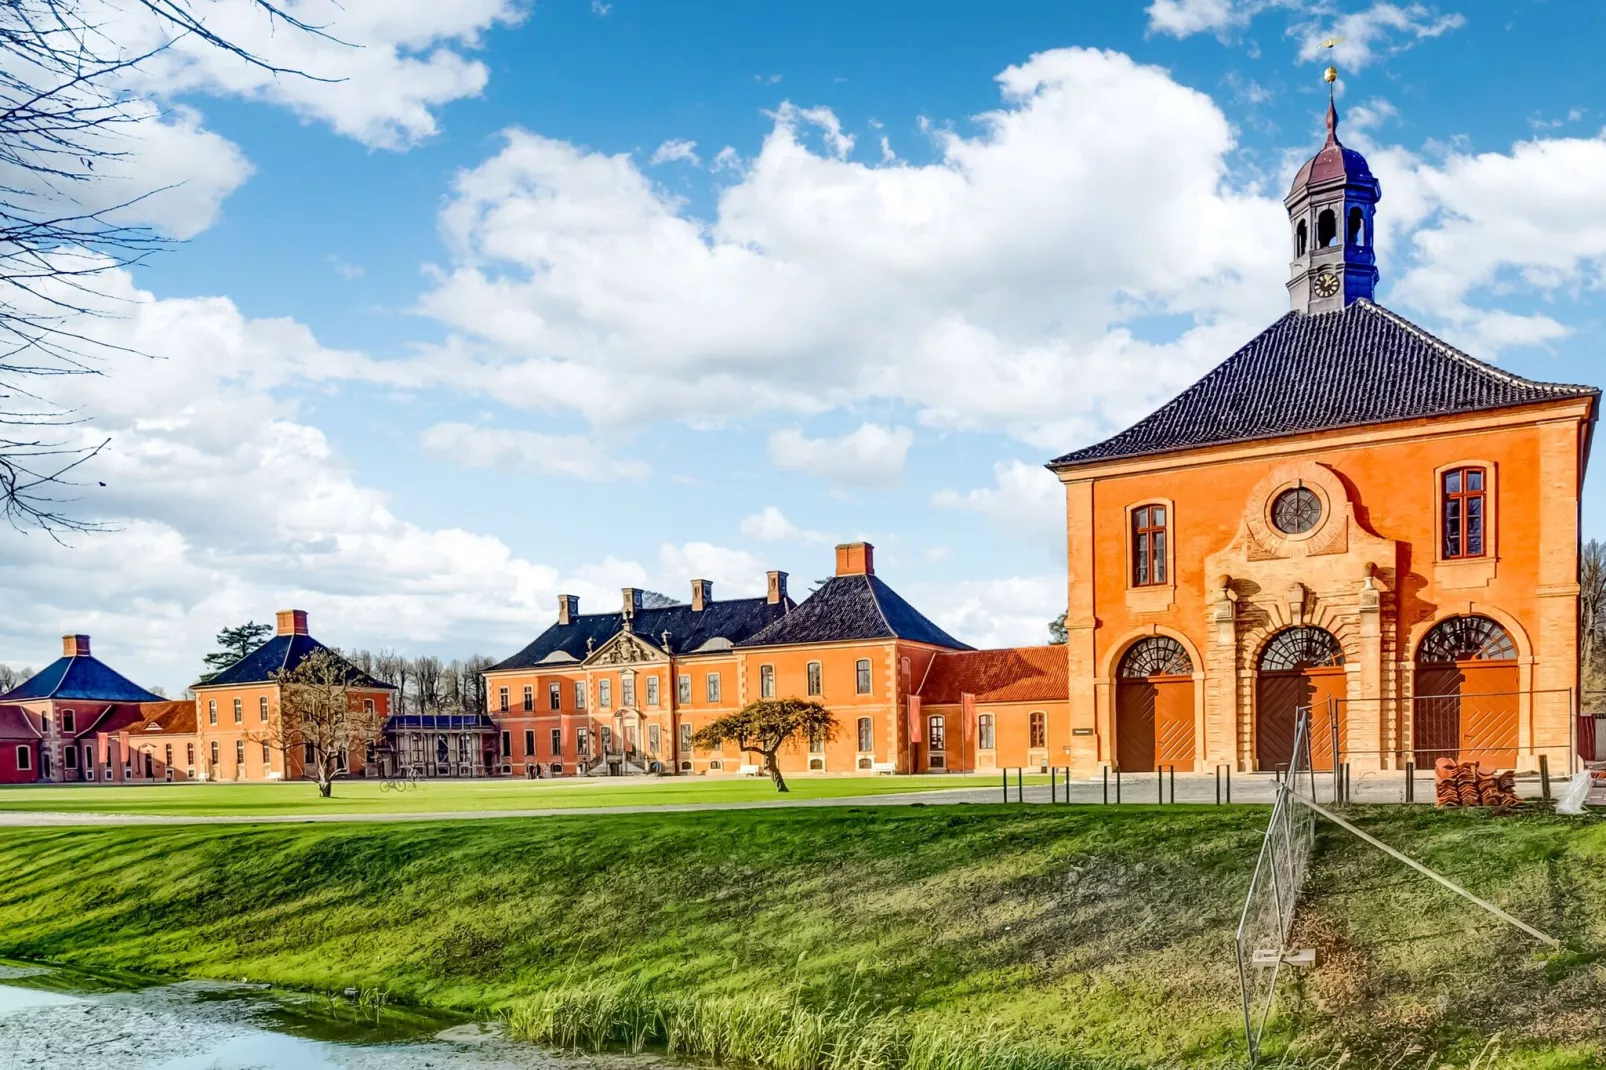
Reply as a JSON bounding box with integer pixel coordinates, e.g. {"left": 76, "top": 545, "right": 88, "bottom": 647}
{"left": 0, "top": 961, "right": 606, "bottom": 1069}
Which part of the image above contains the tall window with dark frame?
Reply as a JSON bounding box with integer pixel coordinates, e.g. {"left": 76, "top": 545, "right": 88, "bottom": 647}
{"left": 1132, "top": 505, "right": 1168, "bottom": 586}
{"left": 760, "top": 664, "right": 775, "bottom": 699}
{"left": 806, "top": 661, "right": 822, "bottom": 696}
{"left": 857, "top": 716, "right": 873, "bottom": 752}
{"left": 1030, "top": 711, "right": 1046, "bottom": 749}
{"left": 855, "top": 659, "right": 872, "bottom": 695}
{"left": 1442, "top": 467, "right": 1486, "bottom": 559}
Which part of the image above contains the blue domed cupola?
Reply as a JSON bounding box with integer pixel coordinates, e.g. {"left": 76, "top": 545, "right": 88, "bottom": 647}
{"left": 1286, "top": 99, "right": 1381, "bottom": 314}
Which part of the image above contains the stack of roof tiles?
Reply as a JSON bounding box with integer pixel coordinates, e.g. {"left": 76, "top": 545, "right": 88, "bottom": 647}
{"left": 1433, "top": 758, "right": 1521, "bottom": 808}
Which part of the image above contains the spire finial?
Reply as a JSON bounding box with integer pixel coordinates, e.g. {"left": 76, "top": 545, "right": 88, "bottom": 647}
{"left": 1320, "top": 35, "right": 1343, "bottom": 143}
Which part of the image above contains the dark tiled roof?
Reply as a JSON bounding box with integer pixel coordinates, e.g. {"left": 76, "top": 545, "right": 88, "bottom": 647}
{"left": 0, "top": 705, "right": 40, "bottom": 740}
{"left": 489, "top": 596, "right": 794, "bottom": 672}
{"left": 0, "top": 655, "right": 163, "bottom": 703}
{"left": 742, "top": 574, "right": 972, "bottom": 650}
{"left": 917, "top": 646, "right": 1068, "bottom": 705}
{"left": 197, "top": 634, "right": 391, "bottom": 690}
{"left": 1049, "top": 301, "right": 1599, "bottom": 469}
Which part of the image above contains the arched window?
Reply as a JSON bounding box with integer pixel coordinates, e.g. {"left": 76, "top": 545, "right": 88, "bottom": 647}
{"left": 1029, "top": 711, "right": 1046, "bottom": 749}
{"left": 1258, "top": 628, "right": 1345, "bottom": 672}
{"left": 1119, "top": 636, "right": 1193, "bottom": 678}
{"left": 1296, "top": 219, "right": 1308, "bottom": 257}
{"left": 1416, "top": 616, "right": 1516, "bottom": 664}
{"left": 1317, "top": 208, "right": 1337, "bottom": 248}
{"left": 1347, "top": 206, "right": 1364, "bottom": 246}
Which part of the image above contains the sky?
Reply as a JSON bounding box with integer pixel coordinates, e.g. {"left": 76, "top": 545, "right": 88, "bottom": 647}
{"left": 2, "top": 0, "right": 1605, "bottom": 693}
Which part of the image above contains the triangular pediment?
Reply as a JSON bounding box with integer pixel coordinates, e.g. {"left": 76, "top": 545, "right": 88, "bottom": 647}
{"left": 583, "top": 629, "right": 668, "bottom": 667}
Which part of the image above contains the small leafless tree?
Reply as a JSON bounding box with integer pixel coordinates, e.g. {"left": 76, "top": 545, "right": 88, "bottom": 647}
{"left": 412, "top": 654, "right": 443, "bottom": 714}
{"left": 0, "top": 0, "right": 335, "bottom": 531}
{"left": 268, "top": 646, "right": 382, "bottom": 798}
{"left": 0, "top": 664, "right": 34, "bottom": 693}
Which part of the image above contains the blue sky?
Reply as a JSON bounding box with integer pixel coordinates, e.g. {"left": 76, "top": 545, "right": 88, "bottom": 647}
{"left": 4, "top": 0, "right": 1604, "bottom": 692}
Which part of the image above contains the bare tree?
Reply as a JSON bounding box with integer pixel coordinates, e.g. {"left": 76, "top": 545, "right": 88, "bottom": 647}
{"left": 692, "top": 698, "right": 838, "bottom": 793}
{"left": 0, "top": 1, "right": 335, "bottom": 530}
{"left": 412, "top": 655, "right": 443, "bottom": 715}
{"left": 0, "top": 664, "right": 34, "bottom": 693}
{"left": 1582, "top": 539, "right": 1606, "bottom": 695}
{"left": 268, "top": 646, "right": 381, "bottom": 798}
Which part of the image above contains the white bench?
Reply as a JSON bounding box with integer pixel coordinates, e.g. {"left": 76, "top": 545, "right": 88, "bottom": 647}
{"left": 871, "top": 761, "right": 896, "bottom": 775}
{"left": 739, "top": 763, "right": 763, "bottom": 777}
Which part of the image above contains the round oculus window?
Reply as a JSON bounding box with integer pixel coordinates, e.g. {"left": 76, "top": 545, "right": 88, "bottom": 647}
{"left": 1271, "top": 487, "right": 1321, "bottom": 535}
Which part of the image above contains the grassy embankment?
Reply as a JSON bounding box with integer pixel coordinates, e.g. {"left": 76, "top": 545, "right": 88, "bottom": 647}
{"left": 0, "top": 773, "right": 1041, "bottom": 816}
{"left": 0, "top": 806, "right": 1600, "bottom": 1069}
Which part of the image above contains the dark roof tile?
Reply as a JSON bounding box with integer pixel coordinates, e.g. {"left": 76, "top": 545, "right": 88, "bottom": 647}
{"left": 0, "top": 655, "right": 163, "bottom": 704}
{"left": 741, "top": 575, "right": 971, "bottom": 650}
{"left": 490, "top": 596, "right": 794, "bottom": 672}
{"left": 198, "top": 634, "right": 390, "bottom": 690}
{"left": 1049, "top": 301, "right": 1598, "bottom": 469}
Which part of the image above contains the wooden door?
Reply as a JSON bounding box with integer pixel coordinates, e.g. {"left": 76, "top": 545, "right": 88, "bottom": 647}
{"left": 1256, "top": 668, "right": 1345, "bottom": 772}
{"left": 1413, "top": 662, "right": 1520, "bottom": 768}
{"left": 1116, "top": 676, "right": 1194, "bottom": 772}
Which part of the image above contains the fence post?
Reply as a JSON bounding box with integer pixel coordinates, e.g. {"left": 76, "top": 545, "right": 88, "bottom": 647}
{"left": 1017, "top": 767, "right": 1024, "bottom": 804}
{"left": 1227, "top": 764, "right": 1232, "bottom": 804}
{"left": 1158, "top": 767, "right": 1164, "bottom": 805}
{"left": 1170, "top": 764, "right": 1176, "bottom": 805}
{"left": 1405, "top": 761, "right": 1415, "bottom": 803}
{"left": 1103, "top": 767, "right": 1108, "bottom": 805}
{"left": 1050, "top": 766, "right": 1057, "bottom": 804}
{"left": 1002, "top": 769, "right": 1008, "bottom": 803}
{"left": 1116, "top": 768, "right": 1122, "bottom": 805}
{"left": 1539, "top": 754, "right": 1551, "bottom": 804}
{"left": 1215, "top": 764, "right": 1221, "bottom": 805}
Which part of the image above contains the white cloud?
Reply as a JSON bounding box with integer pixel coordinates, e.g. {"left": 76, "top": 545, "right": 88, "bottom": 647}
{"left": 591, "top": 0, "right": 612, "bottom": 14}
{"left": 655, "top": 543, "right": 774, "bottom": 600}
{"left": 106, "top": 0, "right": 526, "bottom": 150}
{"left": 768, "top": 424, "right": 913, "bottom": 487}
{"left": 1146, "top": 0, "right": 1296, "bottom": 38}
{"left": 1294, "top": 4, "right": 1466, "bottom": 71}
{"left": 932, "top": 460, "right": 1064, "bottom": 552}
{"left": 1366, "top": 134, "right": 1606, "bottom": 354}
{"left": 414, "top": 48, "right": 1289, "bottom": 452}
{"left": 420, "top": 422, "right": 650, "bottom": 481}
{"left": 650, "top": 139, "right": 700, "bottom": 166}
{"left": 906, "top": 574, "right": 1067, "bottom": 650}
{"left": 739, "top": 505, "right": 832, "bottom": 544}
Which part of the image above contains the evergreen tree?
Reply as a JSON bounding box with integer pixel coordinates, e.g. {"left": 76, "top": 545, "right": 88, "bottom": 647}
{"left": 201, "top": 621, "right": 274, "bottom": 677}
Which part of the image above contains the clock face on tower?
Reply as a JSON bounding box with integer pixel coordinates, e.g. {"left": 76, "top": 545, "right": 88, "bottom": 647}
{"left": 1312, "top": 271, "right": 1341, "bottom": 299}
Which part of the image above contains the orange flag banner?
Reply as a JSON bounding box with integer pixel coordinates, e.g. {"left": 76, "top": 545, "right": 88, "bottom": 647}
{"left": 907, "top": 695, "right": 922, "bottom": 743}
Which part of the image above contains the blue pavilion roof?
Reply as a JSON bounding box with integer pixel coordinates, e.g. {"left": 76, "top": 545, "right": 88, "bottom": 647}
{"left": 0, "top": 654, "right": 163, "bottom": 704}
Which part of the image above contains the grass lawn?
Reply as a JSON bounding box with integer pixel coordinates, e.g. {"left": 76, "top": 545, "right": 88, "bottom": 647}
{"left": 0, "top": 805, "right": 1600, "bottom": 1067}
{"left": 0, "top": 773, "right": 1040, "bottom": 817}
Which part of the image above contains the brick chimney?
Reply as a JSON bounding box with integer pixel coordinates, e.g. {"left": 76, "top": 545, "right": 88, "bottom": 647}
{"left": 691, "top": 579, "right": 712, "bottom": 612}
{"left": 275, "top": 609, "right": 309, "bottom": 636}
{"left": 62, "top": 634, "right": 90, "bottom": 657}
{"left": 766, "top": 570, "right": 789, "bottom": 604}
{"left": 557, "top": 594, "right": 579, "bottom": 626}
{"left": 835, "top": 542, "right": 875, "bottom": 577}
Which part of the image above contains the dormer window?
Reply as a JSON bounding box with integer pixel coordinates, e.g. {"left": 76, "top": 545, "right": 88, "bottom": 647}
{"left": 1443, "top": 467, "right": 1486, "bottom": 559}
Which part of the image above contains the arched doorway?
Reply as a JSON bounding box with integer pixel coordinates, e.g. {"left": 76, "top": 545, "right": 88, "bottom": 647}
{"left": 1115, "top": 637, "right": 1195, "bottom": 772}
{"left": 1413, "top": 616, "right": 1519, "bottom": 768}
{"left": 1256, "top": 627, "right": 1346, "bottom": 772}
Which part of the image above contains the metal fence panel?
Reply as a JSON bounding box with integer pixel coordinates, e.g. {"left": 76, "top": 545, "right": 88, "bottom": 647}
{"left": 1236, "top": 708, "right": 1317, "bottom": 1065}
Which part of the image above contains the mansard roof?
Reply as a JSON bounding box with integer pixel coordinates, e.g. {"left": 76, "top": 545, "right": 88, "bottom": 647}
{"left": 916, "top": 645, "right": 1068, "bottom": 705}
{"left": 120, "top": 700, "right": 198, "bottom": 735}
{"left": 1, "top": 654, "right": 163, "bottom": 704}
{"left": 489, "top": 595, "right": 795, "bottom": 672}
{"left": 197, "top": 634, "right": 391, "bottom": 690}
{"left": 741, "top": 574, "right": 971, "bottom": 650}
{"left": 1049, "top": 300, "right": 1598, "bottom": 470}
